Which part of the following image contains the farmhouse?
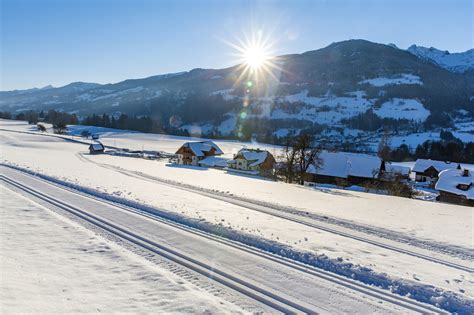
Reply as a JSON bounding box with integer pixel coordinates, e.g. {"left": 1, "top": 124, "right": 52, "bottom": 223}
{"left": 175, "top": 141, "right": 223, "bottom": 166}
{"left": 227, "top": 148, "right": 276, "bottom": 176}
{"left": 435, "top": 169, "right": 474, "bottom": 207}
{"left": 89, "top": 142, "right": 105, "bottom": 154}
{"left": 413, "top": 159, "right": 460, "bottom": 186}
{"left": 382, "top": 162, "right": 411, "bottom": 181}
{"left": 305, "top": 151, "right": 384, "bottom": 185}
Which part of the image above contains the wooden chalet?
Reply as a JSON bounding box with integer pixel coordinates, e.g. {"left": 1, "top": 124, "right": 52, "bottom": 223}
{"left": 413, "top": 159, "right": 460, "bottom": 186}
{"left": 175, "top": 141, "right": 223, "bottom": 166}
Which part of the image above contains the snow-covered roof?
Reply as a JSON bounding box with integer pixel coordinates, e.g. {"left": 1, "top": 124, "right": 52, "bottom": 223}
{"left": 307, "top": 151, "right": 382, "bottom": 179}
{"left": 90, "top": 142, "right": 104, "bottom": 151}
{"left": 179, "top": 141, "right": 223, "bottom": 157}
{"left": 385, "top": 163, "right": 411, "bottom": 176}
{"left": 232, "top": 149, "right": 270, "bottom": 167}
{"left": 413, "top": 159, "right": 459, "bottom": 173}
{"left": 435, "top": 169, "right": 474, "bottom": 200}
{"left": 198, "top": 156, "right": 229, "bottom": 168}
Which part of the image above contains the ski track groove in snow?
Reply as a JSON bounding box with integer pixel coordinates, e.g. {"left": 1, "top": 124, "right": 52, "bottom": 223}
{"left": 1, "top": 168, "right": 451, "bottom": 314}
{"left": 1, "top": 174, "right": 314, "bottom": 314}
{"left": 79, "top": 153, "right": 473, "bottom": 270}
{"left": 0, "top": 186, "right": 258, "bottom": 314}
{"left": 1, "top": 164, "right": 472, "bottom": 314}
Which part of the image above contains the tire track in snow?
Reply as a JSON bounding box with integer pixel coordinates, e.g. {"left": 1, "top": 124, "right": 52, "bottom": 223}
{"left": 1, "top": 168, "right": 450, "bottom": 315}
{"left": 1, "top": 174, "right": 315, "bottom": 314}
{"left": 78, "top": 153, "right": 473, "bottom": 272}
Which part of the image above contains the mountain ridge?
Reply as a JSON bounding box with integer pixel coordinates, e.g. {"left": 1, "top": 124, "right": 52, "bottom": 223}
{"left": 1, "top": 39, "right": 472, "bottom": 149}
{"left": 3, "top": 40, "right": 472, "bottom": 93}
{"left": 407, "top": 45, "right": 474, "bottom": 73}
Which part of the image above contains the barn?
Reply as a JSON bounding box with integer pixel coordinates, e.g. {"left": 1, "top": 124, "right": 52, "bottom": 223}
{"left": 175, "top": 141, "right": 223, "bottom": 166}
{"left": 382, "top": 162, "right": 411, "bottom": 181}
{"left": 89, "top": 142, "right": 105, "bottom": 154}
{"left": 435, "top": 169, "right": 474, "bottom": 207}
{"left": 227, "top": 148, "right": 276, "bottom": 177}
{"left": 305, "top": 151, "right": 384, "bottom": 186}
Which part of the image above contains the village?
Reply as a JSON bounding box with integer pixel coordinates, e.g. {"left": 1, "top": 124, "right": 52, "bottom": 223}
{"left": 87, "top": 135, "right": 474, "bottom": 207}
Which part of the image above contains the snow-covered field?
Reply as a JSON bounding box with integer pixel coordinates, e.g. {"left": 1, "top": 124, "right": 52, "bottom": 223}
{"left": 359, "top": 74, "right": 423, "bottom": 87}
{"left": 1, "top": 120, "right": 473, "bottom": 313}
{"left": 0, "top": 186, "right": 244, "bottom": 313}
{"left": 374, "top": 98, "right": 430, "bottom": 121}
{"left": 271, "top": 90, "right": 374, "bottom": 125}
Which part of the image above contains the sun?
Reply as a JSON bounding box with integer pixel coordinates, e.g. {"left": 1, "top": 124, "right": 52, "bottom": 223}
{"left": 223, "top": 30, "right": 280, "bottom": 82}
{"left": 243, "top": 44, "right": 269, "bottom": 70}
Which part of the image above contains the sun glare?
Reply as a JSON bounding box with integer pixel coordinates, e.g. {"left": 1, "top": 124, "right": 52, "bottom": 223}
{"left": 243, "top": 44, "right": 268, "bottom": 69}
{"left": 224, "top": 30, "right": 280, "bottom": 83}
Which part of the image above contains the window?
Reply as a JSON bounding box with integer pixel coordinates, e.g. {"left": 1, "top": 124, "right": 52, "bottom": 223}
{"left": 457, "top": 183, "right": 471, "bottom": 191}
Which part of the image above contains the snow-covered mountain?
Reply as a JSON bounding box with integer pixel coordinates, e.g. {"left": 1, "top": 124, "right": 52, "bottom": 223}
{"left": 407, "top": 45, "right": 474, "bottom": 73}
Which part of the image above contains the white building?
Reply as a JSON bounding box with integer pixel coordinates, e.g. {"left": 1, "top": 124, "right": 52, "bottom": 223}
{"left": 227, "top": 148, "right": 276, "bottom": 176}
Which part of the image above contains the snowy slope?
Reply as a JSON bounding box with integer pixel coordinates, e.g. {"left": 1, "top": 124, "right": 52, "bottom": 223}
{"left": 1, "top": 120, "right": 472, "bottom": 314}
{"left": 6, "top": 168, "right": 432, "bottom": 314}
{"left": 374, "top": 98, "right": 430, "bottom": 121}
{"left": 359, "top": 74, "right": 423, "bottom": 86}
{"left": 408, "top": 45, "right": 474, "bottom": 73}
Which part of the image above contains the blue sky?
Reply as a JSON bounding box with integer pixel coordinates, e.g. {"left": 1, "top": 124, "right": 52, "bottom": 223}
{"left": 1, "top": 0, "right": 472, "bottom": 90}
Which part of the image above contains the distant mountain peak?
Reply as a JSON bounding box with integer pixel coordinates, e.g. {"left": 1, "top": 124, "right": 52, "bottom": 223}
{"left": 407, "top": 45, "right": 474, "bottom": 73}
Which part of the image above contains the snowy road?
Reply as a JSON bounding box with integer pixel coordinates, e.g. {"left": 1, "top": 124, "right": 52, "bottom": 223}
{"left": 0, "top": 166, "right": 445, "bottom": 314}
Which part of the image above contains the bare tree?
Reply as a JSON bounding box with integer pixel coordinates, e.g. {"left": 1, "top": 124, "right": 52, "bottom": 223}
{"left": 25, "top": 111, "right": 39, "bottom": 125}
{"left": 277, "top": 133, "right": 322, "bottom": 185}
{"left": 36, "top": 123, "right": 46, "bottom": 132}
{"left": 53, "top": 122, "right": 67, "bottom": 134}
{"left": 277, "top": 139, "right": 298, "bottom": 183}
{"left": 294, "top": 133, "right": 322, "bottom": 185}
{"left": 377, "top": 128, "right": 392, "bottom": 161}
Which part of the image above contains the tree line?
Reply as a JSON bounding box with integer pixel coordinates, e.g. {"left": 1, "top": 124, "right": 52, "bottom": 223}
{"left": 379, "top": 130, "right": 474, "bottom": 163}
{"left": 342, "top": 108, "right": 453, "bottom": 133}
{"left": 2, "top": 109, "right": 472, "bottom": 163}
{"left": 82, "top": 113, "right": 161, "bottom": 133}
